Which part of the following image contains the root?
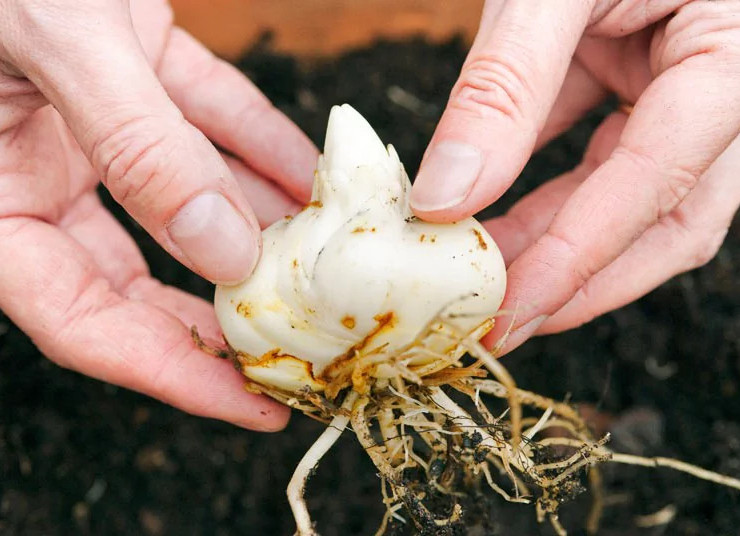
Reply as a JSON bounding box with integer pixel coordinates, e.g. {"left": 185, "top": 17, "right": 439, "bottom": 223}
{"left": 463, "top": 338, "right": 523, "bottom": 449}
{"left": 288, "top": 391, "right": 358, "bottom": 536}
{"left": 204, "top": 310, "right": 740, "bottom": 536}
{"left": 428, "top": 387, "right": 533, "bottom": 475}
{"left": 608, "top": 453, "right": 740, "bottom": 491}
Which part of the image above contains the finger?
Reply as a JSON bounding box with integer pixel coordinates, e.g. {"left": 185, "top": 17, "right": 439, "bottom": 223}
{"left": 222, "top": 153, "right": 302, "bottom": 229}
{"left": 535, "top": 58, "right": 608, "bottom": 151}
{"left": 410, "top": 0, "right": 597, "bottom": 220}
{"left": 0, "top": 216, "right": 289, "bottom": 431}
{"left": 55, "top": 191, "right": 225, "bottom": 341}
{"left": 488, "top": 3, "right": 740, "bottom": 353}
{"left": 588, "top": 0, "right": 693, "bottom": 37}
{"left": 157, "top": 29, "right": 318, "bottom": 203}
{"left": 485, "top": 112, "right": 628, "bottom": 264}
{"left": 484, "top": 168, "right": 586, "bottom": 266}
{"left": 0, "top": 106, "right": 95, "bottom": 222}
{"left": 59, "top": 191, "right": 149, "bottom": 290}
{"left": 123, "top": 277, "right": 224, "bottom": 343}
{"left": 1, "top": 1, "right": 261, "bottom": 284}
{"left": 0, "top": 74, "right": 47, "bottom": 132}
{"left": 575, "top": 32, "right": 654, "bottom": 106}
{"left": 57, "top": 191, "right": 235, "bottom": 342}
{"left": 128, "top": 0, "right": 172, "bottom": 66}
{"left": 540, "top": 133, "right": 740, "bottom": 334}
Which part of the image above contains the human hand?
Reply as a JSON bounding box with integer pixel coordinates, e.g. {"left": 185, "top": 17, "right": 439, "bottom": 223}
{"left": 0, "top": 0, "right": 318, "bottom": 430}
{"left": 410, "top": 1, "right": 740, "bottom": 353}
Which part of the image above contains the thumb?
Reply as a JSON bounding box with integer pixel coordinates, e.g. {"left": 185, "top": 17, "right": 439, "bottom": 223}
{"left": 410, "top": 0, "right": 594, "bottom": 222}
{"left": 1, "top": 0, "right": 260, "bottom": 284}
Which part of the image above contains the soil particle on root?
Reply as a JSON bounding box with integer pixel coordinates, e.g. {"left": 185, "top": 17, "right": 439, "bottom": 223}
{"left": 1, "top": 36, "right": 739, "bottom": 535}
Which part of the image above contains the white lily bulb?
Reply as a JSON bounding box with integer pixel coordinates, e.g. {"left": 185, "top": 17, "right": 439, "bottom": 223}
{"left": 215, "top": 104, "right": 506, "bottom": 394}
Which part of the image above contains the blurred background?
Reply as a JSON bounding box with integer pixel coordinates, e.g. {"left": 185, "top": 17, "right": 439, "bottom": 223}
{"left": 1, "top": 2, "right": 739, "bottom": 535}
{"left": 169, "top": 0, "right": 483, "bottom": 60}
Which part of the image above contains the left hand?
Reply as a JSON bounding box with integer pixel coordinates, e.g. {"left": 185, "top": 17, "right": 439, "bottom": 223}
{"left": 410, "top": 1, "right": 740, "bottom": 353}
{"left": 0, "top": 0, "right": 317, "bottom": 430}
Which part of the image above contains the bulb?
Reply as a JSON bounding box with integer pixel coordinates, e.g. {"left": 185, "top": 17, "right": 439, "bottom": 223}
{"left": 214, "top": 104, "right": 506, "bottom": 395}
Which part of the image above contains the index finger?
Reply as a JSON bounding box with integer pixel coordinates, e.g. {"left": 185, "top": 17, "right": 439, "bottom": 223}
{"left": 157, "top": 29, "right": 319, "bottom": 204}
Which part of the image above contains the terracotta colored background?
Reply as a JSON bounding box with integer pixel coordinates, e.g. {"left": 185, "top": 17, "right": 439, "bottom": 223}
{"left": 170, "top": 0, "right": 483, "bottom": 59}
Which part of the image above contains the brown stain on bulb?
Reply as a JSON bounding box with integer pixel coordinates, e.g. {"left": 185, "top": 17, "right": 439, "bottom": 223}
{"left": 321, "top": 311, "right": 397, "bottom": 398}
{"left": 341, "top": 315, "right": 356, "bottom": 329}
{"left": 298, "top": 200, "right": 323, "bottom": 215}
{"left": 239, "top": 349, "right": 326, "bottom": 392}
{"left": 236, "top": 302, "right": 251, "bottom": 317}
{"left": 472, "top": 228, "right": 488, "bottom": 250}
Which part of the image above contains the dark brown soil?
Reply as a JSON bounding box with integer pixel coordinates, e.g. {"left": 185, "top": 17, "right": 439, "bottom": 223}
{"left": 2, "top": 36, "right": 739, "bottom": 536}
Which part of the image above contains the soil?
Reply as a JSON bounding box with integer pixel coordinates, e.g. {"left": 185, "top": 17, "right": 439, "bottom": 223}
{"left": 2, "top": 36, "right": 739, "bottom": 536}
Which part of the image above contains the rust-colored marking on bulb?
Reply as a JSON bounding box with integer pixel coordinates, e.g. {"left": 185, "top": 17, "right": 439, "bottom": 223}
{"left": 321, "top": 311, "right": 397, "bottom": 398}
{"left": 472, "top": 228, "right": 487, "bottom": 250}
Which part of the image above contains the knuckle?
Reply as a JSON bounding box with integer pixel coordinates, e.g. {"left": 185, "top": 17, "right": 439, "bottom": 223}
{"left": 567, "top": 284, "right": 600, "bottom": 327}
{"left": 449, "top": 54, "right": 533, "bottom": 124}
{"left": 10, "top": 0, "right": 57, "bottom": 31}
{"left": 539, "top": 227, "right": 598, "bottom": 291}
{"left": 164, "top": 28, "right": 220, "bottom": 82}
{"left": 93, "top": 114, "right": 177, "bottom": 206}
{"left": 688, "top": 226, "right": 728, "bottom": 270}
{"left": 660, "top": 164, "right": 703, "bottom": 217}
{"left": 661, "top": 2, "right": 740, "bottom": 68}
{"left": 664, "top": 209, "right": 729, "bottom": 270}
{"left": 612, "top": 146, "right": 701, "bottom": 219}
{"left": 589, "top": 1, "right": 695, "bottom": 37}
{"left": 0, "top": 1, "right": 55, "bottom": 61}
{"left": 674, "top": 0, "right": 740, "bottom": 28}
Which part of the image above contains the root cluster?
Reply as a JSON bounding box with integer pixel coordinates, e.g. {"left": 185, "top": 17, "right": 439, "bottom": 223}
{"left": 287, "top": 342, "right": 609, "bottom": 536}
{"left": 193, "top": 315, "right": 740, "bottom": 536}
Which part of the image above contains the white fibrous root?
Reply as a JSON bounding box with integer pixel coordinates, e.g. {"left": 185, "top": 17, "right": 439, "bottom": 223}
{"left": 199, "top": 105, "right": 740, "bottom": 536}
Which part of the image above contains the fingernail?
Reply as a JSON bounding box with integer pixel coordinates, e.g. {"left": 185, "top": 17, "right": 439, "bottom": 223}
{"left": 411, "top": 141, "right": 482, "bottom": 211}
{"left": 168, "top": 192, "right": 259, "bottom": 284}
{"left": 505, "top": 314, "right": 549, "bottom": 352}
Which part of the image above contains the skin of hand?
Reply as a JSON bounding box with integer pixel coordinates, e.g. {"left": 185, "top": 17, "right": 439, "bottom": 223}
{"left": 0, "top": 0, "right": 319, "bottom": 431}
{"left": 411, "top": 0, "right": 740, "bottom": 354}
